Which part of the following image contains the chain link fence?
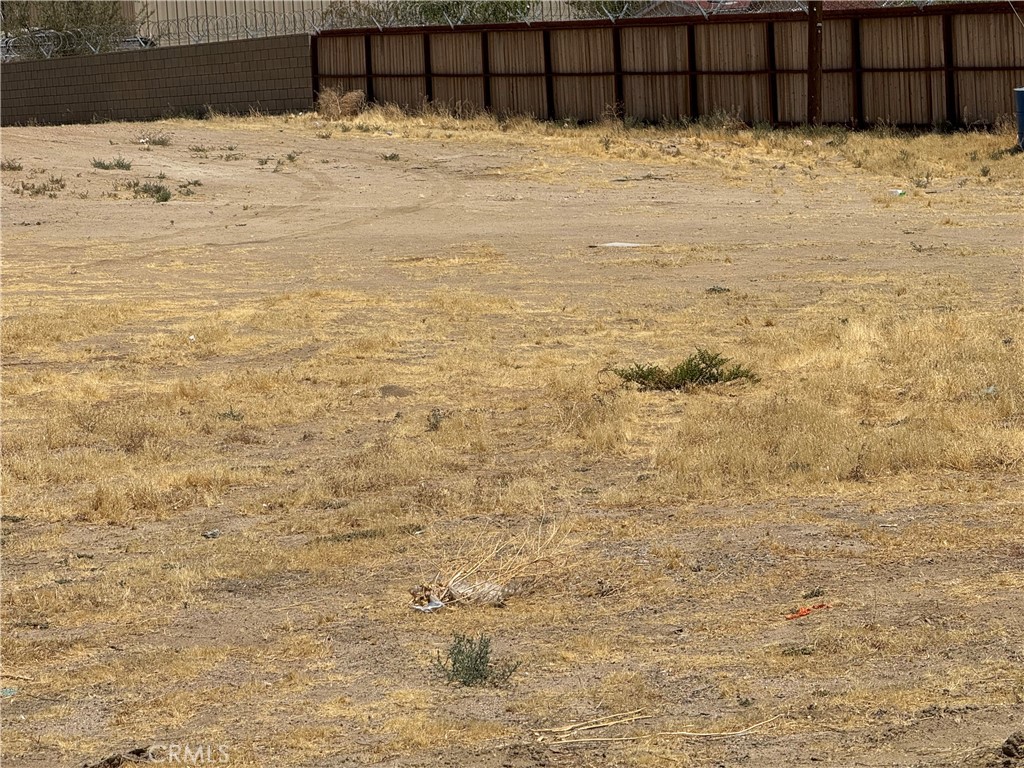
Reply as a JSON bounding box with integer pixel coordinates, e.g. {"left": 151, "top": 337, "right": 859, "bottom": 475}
{"left": 1, "top": 0, "right": 960, "bottom": 62}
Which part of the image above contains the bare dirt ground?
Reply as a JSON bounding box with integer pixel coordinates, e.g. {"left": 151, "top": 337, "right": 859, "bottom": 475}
{"left": 2, "top": 111, "right": 1023, "bottom": 768}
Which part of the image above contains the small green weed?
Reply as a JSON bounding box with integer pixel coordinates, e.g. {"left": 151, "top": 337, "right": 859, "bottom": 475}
{"left": 128, "top": 180, "right": 171, "bottom": 202}
{"left": 613, "top": 349, "right": 758, "bottom": 391}
{"left": 432, "top": 634, "right": 519, "bottom": 688}
{"left": 92, "top": 156, "right": 132, "bottom": 170}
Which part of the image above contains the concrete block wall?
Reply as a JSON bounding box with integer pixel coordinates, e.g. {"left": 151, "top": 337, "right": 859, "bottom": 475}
{"left": 1, "top": 34, "right": 312, "bottom": 126}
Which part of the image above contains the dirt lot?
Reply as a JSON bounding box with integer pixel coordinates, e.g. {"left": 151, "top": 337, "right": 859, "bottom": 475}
{"left": 2, "top": 111, "right": 1023, "bottom": 768}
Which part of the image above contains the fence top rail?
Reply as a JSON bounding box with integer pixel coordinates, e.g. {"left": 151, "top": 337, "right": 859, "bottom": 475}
{"left": 315, "top": 0, "right": 1024, "bottom": 37}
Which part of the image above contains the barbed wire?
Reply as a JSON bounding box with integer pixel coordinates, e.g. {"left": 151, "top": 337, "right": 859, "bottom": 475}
{"left": 0, "top": 28, "right": 155, "bottom": 61}
{"left": 1, "top": 0, "right": 959, "bottom": 61}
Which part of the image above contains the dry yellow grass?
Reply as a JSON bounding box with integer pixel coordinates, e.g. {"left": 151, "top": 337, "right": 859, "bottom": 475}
{"left": 2, "top": 110, "right": 1022, "bottom": 768}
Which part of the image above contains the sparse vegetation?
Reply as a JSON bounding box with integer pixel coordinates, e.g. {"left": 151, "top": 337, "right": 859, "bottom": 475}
{"left": 92, "top": 156, "right": 132, "bottom": 170}
{"left": 9, "top": 175, "right": 65, "bottom": 196}
{"left": 2, "top": 157, "right": 24, "bottom": 171}
{"left": 138, "top": 131, "right": 171, "bottom": 146}
{"left": 380, "top": 152, "right": 400, "bottom": 161}
{"left": 124, "top": 180, "right": 171, "bottom": 202}
{"left": 432, "top": 634, "right": 519, "bottom": 687}
{"left": 177, "top": 178, "right": 202, "bottom": 196}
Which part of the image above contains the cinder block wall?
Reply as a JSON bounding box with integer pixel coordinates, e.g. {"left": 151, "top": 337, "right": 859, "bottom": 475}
{"left": 1, "top": 34, "right": 312, "bottom": 126}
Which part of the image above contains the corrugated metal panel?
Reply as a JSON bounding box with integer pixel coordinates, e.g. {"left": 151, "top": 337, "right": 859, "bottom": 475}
{"left": 374, "top": 76, "right": 426, "bottom": 108}
{"left": 694, "top": 22, "right": 768, "bottom": 121}
{"left": 861, "top": 15, "right": 943, "bottom": 69}
{"left": 954, "top": 6, "right": 1024, "bottom": 122}
{"left": 430, "top": 32, "right": 482, "bottom": 74}
{"left": 550, "top": 28, "right": 613, "bottom": 73}
{"left": 621, "top": 26, "right": 689, "bottom": 73}
{"left": 319, "top": 35, "right": 364, "bottom": 76}
{"left": 320, "top": 75, "right": 369, "bottom": 94}
{"left": 370, "top": 34, "right": 421, "bottom": 75}
{"left": 958, "top": 70, "right": 1023, "bottom": 124}
{"left": 698, "top": 74, "right": 771, "bottom": 121}
{"left": 623, "top": 74, "right": 690, "bottom": 120}
{"left": 696, "top": 22, "right": 767, "bottom": 71}
{"left": 554, "top": 75, "right": 615, "bottom": 120}
{"left": 551, "top": 28, "right": 614, "bottom": 120}
{"left": 432, "top": 77, "right": 485, "bottom": 110}
{"left": 953, "top": 11, "right": 1024, "bottom": 66}
{"left": 488, "top": 30, "right": 544, "bottom": 74}
{"left": 490, "top": 75, "right": 546, "bottom": 117}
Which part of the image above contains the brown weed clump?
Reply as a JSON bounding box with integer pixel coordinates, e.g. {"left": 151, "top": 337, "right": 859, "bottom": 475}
{"left": 317, "top": 88, "right": 366, "bottom": 120}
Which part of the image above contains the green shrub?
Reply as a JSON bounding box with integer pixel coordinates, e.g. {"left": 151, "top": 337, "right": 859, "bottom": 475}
{"left": 92, "top": 156, "right": 132, "bottom": 170}
{"left": 128, "top": 181, "right": 171, "bottom": 202}
{"left": 613, "top": 349, "right": 758, "bottom": 391}
{"left": 432, "top": 634, "right": 519, "bottom": 687}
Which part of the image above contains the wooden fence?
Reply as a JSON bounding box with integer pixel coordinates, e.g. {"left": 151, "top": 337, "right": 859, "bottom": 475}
{"left": 314, "top": 2, "right": 1024, "bottom": 126}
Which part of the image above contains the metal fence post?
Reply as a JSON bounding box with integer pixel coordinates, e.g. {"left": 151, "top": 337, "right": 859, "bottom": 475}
{"left": 807, "top": 0, "right": 823, "bottom": 125}
{"left": 942, "top": 12, "right": 959, "bottom": 127}
{"left": 542, "top": 29, "right": 555, "bottom": 119}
